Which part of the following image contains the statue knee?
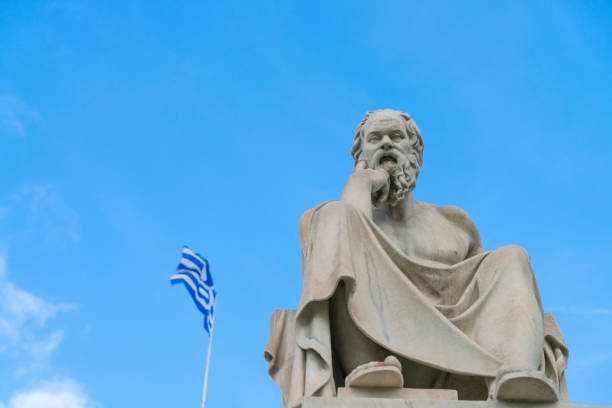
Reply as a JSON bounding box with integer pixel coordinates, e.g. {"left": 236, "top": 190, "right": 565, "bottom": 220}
{"left": 491, "top": 245, "right": 539, "bottom": 295}
{"left": 496, "top": 245, "right": 531, "bottom": 267}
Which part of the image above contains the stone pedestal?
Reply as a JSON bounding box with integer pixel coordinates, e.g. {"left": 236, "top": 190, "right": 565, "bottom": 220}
{"left": 337, "top": 387, "right": 458, "bottom": 400}
{"left": 291, "top": 397, "right": 611, "bottom": 408}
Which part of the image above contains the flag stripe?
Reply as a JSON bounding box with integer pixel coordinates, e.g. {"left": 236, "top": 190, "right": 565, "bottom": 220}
{"left": 182, "top": 253, "right": 205, "bottom": 270}
{"left": 171, "top": 270, "right": 214, "bottom": 294}
{"left": 182, "top": 247, "right": 206, "bottom": 266}
{"left": 176, "top": 264, "right": 200, "bottom": 274}
{"left": 170, "top": 246, "right": 216, "bottom": 334}
{"left": 171, "top": 274, "right": 213, "bottom": 313}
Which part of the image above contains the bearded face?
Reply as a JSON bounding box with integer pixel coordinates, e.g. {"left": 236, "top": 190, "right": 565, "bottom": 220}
{"left": 358, "top": 112, "right": 422, "bottom": 206}
{"left": 385, "top": 152, "right": 420, "bottom": 206}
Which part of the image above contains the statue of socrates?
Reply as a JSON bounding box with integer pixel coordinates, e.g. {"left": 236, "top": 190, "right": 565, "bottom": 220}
{"left": 265, "top": 109, "right": 569, "bottom": 407}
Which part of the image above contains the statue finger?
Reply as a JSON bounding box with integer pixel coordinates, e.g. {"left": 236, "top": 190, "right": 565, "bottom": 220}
{"left": 380, "top": 181, "right": 390, "bottom": 203}
{"left": 373, "top": 179, "right": 390, "bottom": 206}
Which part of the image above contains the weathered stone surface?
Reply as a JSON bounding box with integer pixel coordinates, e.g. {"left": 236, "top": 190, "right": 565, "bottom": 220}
{"left": 265, "top": 110, "right": 572, "bottom": 407}
{"left": 337, "top": 388, "right": 458, "bottom": 400}
{"left": 292, "top": 397, "right": 611, "bottom": 408}
{"left": 345, "top": 356, "right": 404, "bottom": 388}
{"left": 494, "top": 370, "right": 559, "bottom": 402}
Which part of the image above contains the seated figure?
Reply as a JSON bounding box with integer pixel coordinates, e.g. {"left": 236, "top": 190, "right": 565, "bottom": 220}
{"left": 264, "top": 109, "right": 569, "bottom": 407}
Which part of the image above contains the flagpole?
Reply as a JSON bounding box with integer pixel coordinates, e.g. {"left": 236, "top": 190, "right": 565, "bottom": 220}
{"left": 201, "top": 296, "right": 216, "bottom": 408}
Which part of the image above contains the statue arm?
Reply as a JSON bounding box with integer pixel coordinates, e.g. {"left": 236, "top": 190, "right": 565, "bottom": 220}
{"left": 341, "top": 172, "right": 374, "bottom": 218}
{"left": 341, "top": 168, "right": 389, "bottom": 219}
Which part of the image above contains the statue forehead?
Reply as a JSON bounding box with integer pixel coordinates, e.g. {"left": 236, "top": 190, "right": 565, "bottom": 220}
{"left": 363, "top": 111, "right": 405, "bottom": 133}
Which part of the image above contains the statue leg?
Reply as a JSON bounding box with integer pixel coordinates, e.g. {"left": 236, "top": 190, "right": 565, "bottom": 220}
{"left": 330, "top": 280, "right": 441, "bottom": 389}
{"left": 329, "top": 280, "right": 388, "bottom": 376}
{"left": 308, "top": 202, "right": 443, "bottom": 389}
{"left": 456, "top": 245, "right": 545, "bottom": 371}
{"left": 458, "top": 245, "right": 555, "bottom": 400}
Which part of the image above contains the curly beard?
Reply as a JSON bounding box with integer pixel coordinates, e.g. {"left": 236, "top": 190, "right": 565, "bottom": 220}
{"left": 386, "top": 152, "right": 421, "bottom": 207}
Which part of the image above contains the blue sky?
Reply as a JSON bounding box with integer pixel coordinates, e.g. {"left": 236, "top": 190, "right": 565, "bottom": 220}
{"left": 1, "top": 1, "right": 611, "bottom": 407}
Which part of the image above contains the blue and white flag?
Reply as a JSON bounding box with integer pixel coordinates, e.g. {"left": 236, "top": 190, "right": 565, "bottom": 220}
{"left": 170, "top": 246, "right": 217, "bottom": 334}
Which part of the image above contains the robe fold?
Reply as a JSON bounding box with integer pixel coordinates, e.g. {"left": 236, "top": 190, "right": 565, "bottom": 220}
{"left": 264, "top": 201, "right": 569, "bottom": 407}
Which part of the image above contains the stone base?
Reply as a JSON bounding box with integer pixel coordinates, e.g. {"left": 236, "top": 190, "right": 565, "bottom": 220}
{"left": 291, "top": 397, "right": 611, "bottom": 408}
{"left": 337, "top": 387, "right": 458, "bottom": 400}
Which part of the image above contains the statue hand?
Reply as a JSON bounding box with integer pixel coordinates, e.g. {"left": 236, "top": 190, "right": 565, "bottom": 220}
{"left": 354, "top": 159, "right": 390, "bottom": 205}
{"left": 368, "top": 169, "right": 391, "bottom": 206}
{"left": 346, "top": 166, "right": 390, "bottom": 206}
{"left": 342, "top": 160, "right": 390, "bottom": 216}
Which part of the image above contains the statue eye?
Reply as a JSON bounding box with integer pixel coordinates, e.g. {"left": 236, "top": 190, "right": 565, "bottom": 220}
{"left": 367, "top": 133, "right": 381, "bottom": 142}
{"left": 391, "top": 132, "right": 404, "bottom": 141}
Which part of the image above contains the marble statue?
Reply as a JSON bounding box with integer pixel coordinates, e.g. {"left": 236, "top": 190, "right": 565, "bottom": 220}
{"left": 265, "top": 109, "right": 569, "bottom": 407}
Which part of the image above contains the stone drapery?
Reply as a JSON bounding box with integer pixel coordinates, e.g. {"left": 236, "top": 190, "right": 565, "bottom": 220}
{"left": 265, "top": 201, "right": 569, "bottom": 407}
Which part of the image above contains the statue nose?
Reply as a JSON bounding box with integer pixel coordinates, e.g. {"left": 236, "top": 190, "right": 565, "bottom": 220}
{"left": 381, "top": 135, "right": 393, "bottom": 149}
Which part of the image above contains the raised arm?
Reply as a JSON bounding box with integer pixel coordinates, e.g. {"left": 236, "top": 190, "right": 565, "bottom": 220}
{"left": 341, "top": 162, "right": 390, "bottom": 219}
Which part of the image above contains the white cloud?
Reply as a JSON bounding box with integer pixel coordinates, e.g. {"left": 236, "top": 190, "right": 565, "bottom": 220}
{"left": 2, "top": 184, "right": 80, "bottom": 246}
{"left": 0, "top": 94, "right": 40, "bottom": 136}
{"left": 0, "top": 255, "right": 76, "bottom": 378}
{"left": 3, "top": 379, "right": 97, "bottom": 408}
{"left": 0, "top": 188, "right": 95, "bottom": 406}
{"left": 0, "top": 256, "right": 76, "bottom": 350}
{"left": 573, "top": 352, "right": 612, "bottom": 369}
{"left": 0, "top": 257, "right": 97, "bottom": 406}
{"left": 548, "top": 306, "right": 612, "bottom": 316}
{"left": 24, "top": 330, "right": 65, "bottom": 356}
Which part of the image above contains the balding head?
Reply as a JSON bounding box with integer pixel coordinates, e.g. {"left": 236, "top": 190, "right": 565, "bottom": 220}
{"left": 351, "top": 109, "right": 424, "bottom": 169}
{"left": 350, "top": 109, "right": 425, "bottom": 204}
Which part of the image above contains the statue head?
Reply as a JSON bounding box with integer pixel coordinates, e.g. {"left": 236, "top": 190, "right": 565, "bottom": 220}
{"left": 351, "top": 109, "right": 424, "bottom": 205}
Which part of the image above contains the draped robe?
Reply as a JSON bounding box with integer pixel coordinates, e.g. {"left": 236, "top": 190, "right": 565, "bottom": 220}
{"left": 265, "top": 201, "right": 569, "bottom": 407}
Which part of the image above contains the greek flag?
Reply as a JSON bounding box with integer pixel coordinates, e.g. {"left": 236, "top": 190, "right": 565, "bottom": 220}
{"left": 170, "top": 246, "right": 217, "bottom": 333}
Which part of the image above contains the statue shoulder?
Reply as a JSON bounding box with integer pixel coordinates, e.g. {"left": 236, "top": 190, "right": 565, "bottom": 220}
{"left": 437, "top": 205, "right": 475, "bottom": 225}
{"left": 435, "top": 204, "right": 484, "bottom": 256}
